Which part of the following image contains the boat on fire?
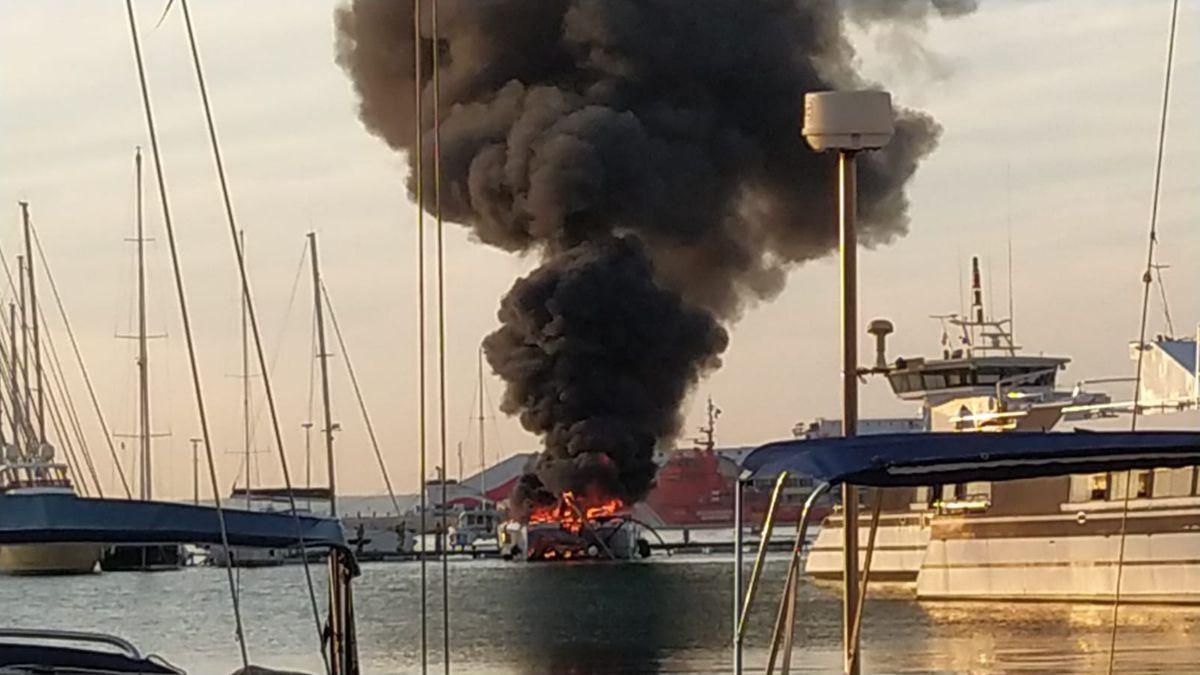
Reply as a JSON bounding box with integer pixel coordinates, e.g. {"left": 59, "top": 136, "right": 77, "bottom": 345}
{"left": 499, "top": 492, "right": 651, "bottom": 562}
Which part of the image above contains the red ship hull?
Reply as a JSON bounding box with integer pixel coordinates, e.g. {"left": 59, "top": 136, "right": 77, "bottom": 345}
{"left": 641, "top": 450, "right": 828, "bottom": 528}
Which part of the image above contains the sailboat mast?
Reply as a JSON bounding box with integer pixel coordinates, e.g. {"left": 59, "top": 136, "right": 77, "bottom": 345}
{"left": 20, "top": 203, "right": 44, "bottom": 447}
{"left": 240, "top": 231, "right": 251, "bottom": 510}
{"left": 135, "top": 148, "right": 152, "bottom": 500}
{"left": 8, "top": 302, "right": 18, "bottom": 452}
{"left": 308, "top": 231, "right": 336, "bottom": 516}
{"left": 17, "top": 254, "right": 28, "bottom": 454}
{"left": 477, "top": 346, "right": 486, "bottom": 500}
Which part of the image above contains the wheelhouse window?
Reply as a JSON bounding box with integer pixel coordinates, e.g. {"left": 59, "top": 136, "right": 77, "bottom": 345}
{"left": 924, "top": 373, "right": 948, "bottom": 389}
{"left": 1089, "top": 473, "right": 1109, "bottom": 501}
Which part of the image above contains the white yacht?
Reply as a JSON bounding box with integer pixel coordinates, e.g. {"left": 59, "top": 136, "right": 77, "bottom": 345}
{"left": 803, "top": 258, "right": 1200, "bottom": 602}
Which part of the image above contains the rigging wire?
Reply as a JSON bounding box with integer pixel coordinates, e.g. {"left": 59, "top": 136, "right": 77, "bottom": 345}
{"left": 28, "top": 228, "right": 132, "bottom": 498}
{"left": 481, "top": 376, "right": 506, "bottom": 467}
{"left": 1152, "top": 263, "right": 1176, "bottom": 337}
{"left": 0, "top": 234, "right": 103, "bottom": 496}
{"left": 120, "top": 0, "right": 248, "bottom": 668}
{"left": 458, "top": 372, "right": 479, "bottom": 471}
{"left": 321, "top": 280, "right": 403, "bottom": 517}
{"left": 174, "top": 2, "right": 328, "bottom": 671}
{"left": 431, "top": 1, "right": 452, "bottom": 669}
{"left": 40, "top": 367, "right": 88, "bottom": 493}
{"left": 413, "top": 1, "right": 430, "bottom": 672}
{"left": 0, "top": 331, "right": 27, "bottom": 446}
{"left": 37, "top": 297, "right": 104, "bottom": 497}
{"left": 1108, "top": 1, "right": 1181, "bottom": 672}
{"left": 243, "top": 241, "right": 309, "bottom": 449}
{"left": 28, "top": 227, "right": 105, "bottom": 497}
{"left": 0, "top": 245, "right": 89, "bottom": 491}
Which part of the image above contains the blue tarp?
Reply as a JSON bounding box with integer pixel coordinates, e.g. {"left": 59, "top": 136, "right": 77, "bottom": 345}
{"left": 1158, "top": 339, "right": 1198, "bottom": 378}
{"left": 0, "top": 493, "right": 348, "bottom": 550}
{"left": 742, "top": 431, "right": 1200, "bottom": 487}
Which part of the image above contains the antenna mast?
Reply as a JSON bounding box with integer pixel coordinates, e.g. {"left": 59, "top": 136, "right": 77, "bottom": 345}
{"left": 695, "top": 396, "right": 719, "bottom": 452}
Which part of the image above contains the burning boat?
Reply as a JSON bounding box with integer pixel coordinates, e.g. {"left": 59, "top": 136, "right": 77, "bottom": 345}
{"left": 499, "top": 491, "right": 651, "bottom": 562}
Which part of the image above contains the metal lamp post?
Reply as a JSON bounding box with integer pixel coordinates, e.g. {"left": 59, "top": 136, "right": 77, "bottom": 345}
{"left": 802, "top": 90, "right": 894, "bottom": 675}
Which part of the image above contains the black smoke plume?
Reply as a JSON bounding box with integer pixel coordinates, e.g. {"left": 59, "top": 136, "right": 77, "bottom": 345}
{"left": 335, "top": 0, "right": 968, "bottom": 513}
{"left": 482, "top": 238, "right": 728, "bottom": 514}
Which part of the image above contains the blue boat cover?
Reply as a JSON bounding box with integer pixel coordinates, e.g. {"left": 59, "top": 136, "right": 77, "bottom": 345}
{"left": 0, "top": 493, "right": 348, "bottom": 550}
{"left": 742, "top": 431, "right": 1200, "bottom": 487}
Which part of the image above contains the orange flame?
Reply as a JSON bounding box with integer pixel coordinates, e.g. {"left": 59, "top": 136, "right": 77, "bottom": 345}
{"left": 527, "top": 490, "right": 624, "bottom": 535}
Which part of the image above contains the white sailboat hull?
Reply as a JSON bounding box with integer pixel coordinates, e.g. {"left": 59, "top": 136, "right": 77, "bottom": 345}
{"left": 0, "top": 543, "right": 100, "bottom": 576}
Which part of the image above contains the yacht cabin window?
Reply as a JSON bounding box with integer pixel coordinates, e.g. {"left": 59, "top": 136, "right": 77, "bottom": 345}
{"left": 1108, "top": 470, "right": 1152, "bottom": 501}
{"left": 1152, "top": 467, "right": 1194, "bottom": 498}
{"left": 1067, "top": 473, "right": 1109, "bottom": 502}
{"left": 964, "top": 481, "right": 991, "bottom": 500}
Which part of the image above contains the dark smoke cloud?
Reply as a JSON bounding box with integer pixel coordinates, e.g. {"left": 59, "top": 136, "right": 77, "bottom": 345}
{"left": 335, "top": 0, "right": 956, "bottom": 511}
{"left": 483, "top": 238, "right": 728, "bottom": 513}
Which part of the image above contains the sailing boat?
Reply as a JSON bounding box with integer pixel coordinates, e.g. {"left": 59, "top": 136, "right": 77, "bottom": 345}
{"left": 100, "top": 148, "right": 183, "bottom": 572}
{"left": 205, "top": 232, "right": 291, "bottom": 568}
{"left": 447, "top": 347, "right": 501, "bottom": 552}
{"left": 0, "top": 203, "right": 101, "bottom": 575}
{"left": 308, "top": 231, "right": 416, "bottom": 559}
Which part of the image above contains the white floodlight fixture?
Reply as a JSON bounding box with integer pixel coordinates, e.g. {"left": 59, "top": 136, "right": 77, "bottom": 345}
{"left": 802, "top": 90, "right": 894, "bottom": 152}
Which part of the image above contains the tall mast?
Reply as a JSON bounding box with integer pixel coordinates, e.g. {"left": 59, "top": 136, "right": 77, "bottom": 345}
{"left": 302, "top": 421, "right": 313, "bottom": 489}
{"left": 240, "top": 231, "right": 251, "bottom": 510}
{"left": 20, "top": 203, "right": 44, "bottom": 447}
{"left": 17, "top": 254, "right": 28, "bottom": 454}
{"left": 8, "top": 302, "right": 18, "bottom": 452}
{"left": 477, "top": 346, "right": 486, "bottom": 501}
{"left": 308, "top": 231, "right": 336, "bottom": 516}
{"left": 135, "top": 148, "right": 152, "bottom": 500}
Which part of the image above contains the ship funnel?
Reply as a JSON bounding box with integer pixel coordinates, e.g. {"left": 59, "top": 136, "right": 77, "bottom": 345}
{"left": 867, "top": 319, "right": 894, "bottom": 370}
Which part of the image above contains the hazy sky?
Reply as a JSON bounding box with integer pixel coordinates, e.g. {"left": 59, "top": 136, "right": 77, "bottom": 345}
{"left": 0, "top": 1, "right": 1196, "bottom": 500}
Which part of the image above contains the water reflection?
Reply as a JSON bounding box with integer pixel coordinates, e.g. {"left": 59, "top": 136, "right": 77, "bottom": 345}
{"left": 5, "top": 557, "right": 1200, "bottom": 672}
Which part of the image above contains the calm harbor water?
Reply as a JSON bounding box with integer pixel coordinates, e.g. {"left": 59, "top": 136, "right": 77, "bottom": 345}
{"left": 5, "top": 554, "right": 1200, "bottom": 674}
